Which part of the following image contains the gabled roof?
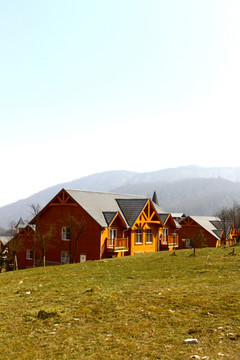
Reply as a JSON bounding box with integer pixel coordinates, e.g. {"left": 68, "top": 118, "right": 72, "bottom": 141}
{"left": 15, "top": 217, "right": 26, "bottom": 229}
{"left": 64, "top": 189, "right": 165, "bottom": 228}
{"left": 159, "top": 213, "right": 169, "bottom": 225}
{"left": 171, "top": 213, "right": 187, "bottom": 219}
{"left": 210, "top": 220, "right": 224, "bottom": 238}
{"left": 64, "top": 189, "right": 166, "bottom": 227}
{"left": 159, "top": 213, "right": 181, "bottom": 229}
{"left": 181, "top": 216, "right": 223, "bottom": 239}
{"left": 116, "top": 198, "right": 148, "bottom": 227}
{"left": 103, "top": 212, "right": 118, "bottom": 226}
{"left": 0, "top": 235, "right": 13, "bottom": 246}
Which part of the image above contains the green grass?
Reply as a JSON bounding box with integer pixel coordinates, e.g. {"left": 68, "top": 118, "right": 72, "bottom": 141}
{"left": 1, "top": 247, "right": 240, "bottom": 359}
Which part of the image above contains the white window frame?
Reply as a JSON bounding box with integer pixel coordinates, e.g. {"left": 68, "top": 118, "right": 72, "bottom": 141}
{"left": 61, "top": 251, "right": 69, "bottom": 265}
{"left": 135, "top": 229, "right": 143, "bottom": 244}
{"left": 146, "top": 229, "right": 153, "bottom": 243}
{"left": 26, "top": 249, "right": 33, "bottom": 260}
{"left": 62, "top": 227, "right": 71, "bottom": 241}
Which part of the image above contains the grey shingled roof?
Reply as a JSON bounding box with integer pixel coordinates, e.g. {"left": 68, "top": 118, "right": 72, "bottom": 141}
{"left": 210, "top": 220, "right": 223, "bottom": 230}
{"left": 158, "top": 213, "right": 169, "bottom": 225}
{"left": 65, "top": 189, "right": 165, "bottom": 228}
{"left": 116, "top": 198, "right": 148, "bottom": 227}
{"left": 102, "top": 212, "right": 118, "bottom": 226}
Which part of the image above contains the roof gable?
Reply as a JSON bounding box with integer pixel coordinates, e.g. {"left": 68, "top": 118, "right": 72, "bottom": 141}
{"left": 65, "top": 190, "right": 155, "bottom": 228}
{"left": 103, "top": 211, "right": 127, "bottom": 228}
{"left": 116, "top": 198, "right": 148, "bottom": 227}
{"left": 180, "top": 216, "right": 223, "bottom": 239}
{"left": 159, "top": 213, "right": 180, "bottom": 228}
{"left": 159, "top": 213, "right": 169, "bottom": 225}
{"left": 103, "top": 212, "right": 118, "bottom": 226}
{"left": 134, "top": 199, "right": 162, "bottom": 228}
{"left": 15, "top": 217, "right": 26, "bottom": 229}
{"left": 30, "top": 188, "right": 166, "bottom": 229}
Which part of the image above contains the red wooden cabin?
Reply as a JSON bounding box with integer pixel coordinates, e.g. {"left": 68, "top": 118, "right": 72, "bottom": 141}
{"left": 8, "top": 189, "right": 179, "bottom": 269}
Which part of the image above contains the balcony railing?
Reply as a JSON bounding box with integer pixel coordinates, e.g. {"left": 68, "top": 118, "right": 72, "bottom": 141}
{"left": 162, "top": 235, "right": 179, "bottom": 248}
{"left": 106, "top": 237, "right": 129, "bottom": 252}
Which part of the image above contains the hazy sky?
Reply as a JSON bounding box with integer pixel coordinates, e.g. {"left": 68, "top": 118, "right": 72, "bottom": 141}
{"left": 1, "top": 0, "right": 240, "bottom": 207}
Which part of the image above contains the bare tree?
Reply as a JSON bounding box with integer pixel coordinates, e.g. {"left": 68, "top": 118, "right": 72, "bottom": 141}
{"left": 216, "top": 206, "right": 230, "bottom": 243}
{"left": 29, "top": 204, "right": 55, "bottom": 267}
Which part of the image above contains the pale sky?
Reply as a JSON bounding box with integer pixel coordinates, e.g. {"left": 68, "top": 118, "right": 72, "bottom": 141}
{"left": 1, "top": 0, "right": 240, "bottom": 207}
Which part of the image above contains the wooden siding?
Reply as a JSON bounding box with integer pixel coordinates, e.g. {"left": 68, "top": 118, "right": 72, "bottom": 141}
{"left": 177, "top": 217, "right": 218, "bottom": 249}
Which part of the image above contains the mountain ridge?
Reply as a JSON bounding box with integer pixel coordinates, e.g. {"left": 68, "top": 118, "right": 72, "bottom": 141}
{"left": 1, "top": 165, "right": 240, "bottom": 229}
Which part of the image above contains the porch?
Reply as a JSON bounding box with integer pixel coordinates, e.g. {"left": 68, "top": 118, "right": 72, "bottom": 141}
{"left": 105, "top": 237, "right": 129, "bottom": 253}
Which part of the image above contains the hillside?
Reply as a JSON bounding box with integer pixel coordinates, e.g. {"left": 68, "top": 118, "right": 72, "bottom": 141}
{"left": 1, "top": 165, "right": 240, "bottom": 228}
{"left": 0, "top": 247, "right": 240, "bottom": 359}
{"left": 113, "top": 177, "right": 240, "bottom": 215}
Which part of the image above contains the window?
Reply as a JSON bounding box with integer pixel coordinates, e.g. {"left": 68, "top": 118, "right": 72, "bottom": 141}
{"left": 135, "top": 229, "right": 143, "bottom": 244}
{"left": 61, "top": 251, "right": 69, "bottom": 265}
{"left": 26, "top": 249, "right": 33, "bottom": 260}
{"left": 185, "top": 239, "right": 193, "bottom": 248}
{"left": 62, "top": 227, "right": 71, "bottom": 240}
{"left": 109, "top": 229, "right": 117, "bottom": 247}
{"left": 146, "top": 229, "right": 153, "bottom": 243}
{"left": 162, "top": 228, "right": 168, "bottom": 244}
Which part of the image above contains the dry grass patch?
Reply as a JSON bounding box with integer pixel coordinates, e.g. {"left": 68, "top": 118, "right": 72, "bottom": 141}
{"left": 0, "top": 247, "right": 240, "bottom": 359}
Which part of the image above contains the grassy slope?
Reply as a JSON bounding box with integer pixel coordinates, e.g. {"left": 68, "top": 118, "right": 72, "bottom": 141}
{"left": 1, "top": 247, "right": 240, "bottom": 360}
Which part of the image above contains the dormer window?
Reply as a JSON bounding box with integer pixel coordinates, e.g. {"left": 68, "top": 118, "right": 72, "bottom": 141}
{"left": 62, "top": 227, "right": 71, "bottom": 240}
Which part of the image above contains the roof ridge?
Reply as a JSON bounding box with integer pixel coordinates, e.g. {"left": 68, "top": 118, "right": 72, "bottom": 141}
{"left": 65, "top": 188, "right": 147, "bottom": 197}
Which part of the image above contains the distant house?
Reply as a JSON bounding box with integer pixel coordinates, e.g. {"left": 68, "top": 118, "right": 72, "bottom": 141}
{"left": 0, "top": 217, "right": 25, "bottom": 250}
{"left": 171, "top": 213, "right": 187, "bottom": 222}
{"left": 15, "top": 217, "right": 26, "bottom": 233}
{"left": 177, "top": 216, "right": 224, "bottom": 249}
{"left": 8, "top": 189, "right": 180, "bottom": 269}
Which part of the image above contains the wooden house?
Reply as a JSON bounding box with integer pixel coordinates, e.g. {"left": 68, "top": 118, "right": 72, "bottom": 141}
{"left": 158, "top": 213, "right": 181, "bottom": 251}
{"left": 151, "top": 191, "right": 180, "bottom": 251}
{"left": 226, "top": 223, "right": 238, "bottom": 246}
{"left": 9, "top": 189, "right": 179, "bottom": 269}
{"left": 177, "top": 216, "right": 223, "bottom": 249}
{"left": 7, "top": 224, "right": 36, "bottom": 269}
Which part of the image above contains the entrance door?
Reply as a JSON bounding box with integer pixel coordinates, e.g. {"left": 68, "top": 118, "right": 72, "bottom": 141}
{"left": 109, "top": 229, "right": 117, "bottom": 247}
{"left": 61, "top": 251, "right": 69, "bottom": 265}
